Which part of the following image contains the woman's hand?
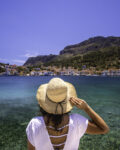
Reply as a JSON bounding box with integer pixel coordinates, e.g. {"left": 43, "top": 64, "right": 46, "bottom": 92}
{"left": 69, "top": 97, "right": 88, "bottom": 110}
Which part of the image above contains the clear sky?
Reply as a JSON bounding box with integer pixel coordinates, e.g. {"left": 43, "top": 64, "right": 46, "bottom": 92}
{"left": 0, "top": 0, "right": 120, "bottom": 65}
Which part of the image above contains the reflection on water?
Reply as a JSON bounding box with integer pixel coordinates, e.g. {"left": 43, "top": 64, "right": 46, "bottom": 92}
{"left": 0, "top": 76, "right": 120, "bottom": 150}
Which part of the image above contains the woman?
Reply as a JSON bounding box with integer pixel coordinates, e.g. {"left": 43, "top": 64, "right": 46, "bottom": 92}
{"left": 26, "top": 77, "right": 109, "bottom": 150}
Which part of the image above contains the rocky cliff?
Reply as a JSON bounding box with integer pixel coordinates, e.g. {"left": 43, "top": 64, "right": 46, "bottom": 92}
{"left": 24, "top": 36, "right": 120, "bottom": 67}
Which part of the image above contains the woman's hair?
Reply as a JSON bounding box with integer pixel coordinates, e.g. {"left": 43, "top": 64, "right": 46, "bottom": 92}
{"left": 38, "top": 106, "right": 70, "bottom": 131}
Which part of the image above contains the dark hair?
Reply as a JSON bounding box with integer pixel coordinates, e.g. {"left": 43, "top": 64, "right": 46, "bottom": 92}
{"left": 38, "top": 106, "right": 70, "bottom": 131}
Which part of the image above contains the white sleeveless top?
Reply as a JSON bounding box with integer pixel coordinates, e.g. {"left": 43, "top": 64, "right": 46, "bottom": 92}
{"left": 26, "top": 113, "right": 88, "bottom": 150}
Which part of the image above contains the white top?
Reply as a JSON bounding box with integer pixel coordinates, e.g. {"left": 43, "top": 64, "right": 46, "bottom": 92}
{"left": 26, "top": 113, "right": 88, "bottom": 150}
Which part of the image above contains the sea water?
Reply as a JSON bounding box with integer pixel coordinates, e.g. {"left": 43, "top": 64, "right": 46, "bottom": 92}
{"left": 0, "top": 76, "right": 120, "bottom": 150}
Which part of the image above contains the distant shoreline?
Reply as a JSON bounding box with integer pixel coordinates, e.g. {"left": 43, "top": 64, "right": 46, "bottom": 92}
{"left": 0, "top": 74, "right": 120, "bottom": 77}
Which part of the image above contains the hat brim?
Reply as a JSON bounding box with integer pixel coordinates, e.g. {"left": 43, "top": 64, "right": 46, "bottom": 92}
{"left": 36, "top": 82, "right": 77, "bottom": 114}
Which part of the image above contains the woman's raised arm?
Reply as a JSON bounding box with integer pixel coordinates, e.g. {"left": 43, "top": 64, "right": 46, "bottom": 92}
{"left": 69, "top": 97, "right": 109, "bottom": 135}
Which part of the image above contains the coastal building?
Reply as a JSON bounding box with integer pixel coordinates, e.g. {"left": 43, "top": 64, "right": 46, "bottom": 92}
{"left": 34, "top": 68, "right": 40, "bottom": 71}
{"left": 0, "top": 65, "right": 5, "bottom": 69}
{"left": 6, "top": 70, "right": 11, "bottom": 75}
{"left": 79, "top": 70, "right": 90, "bottom": 76}
{"left": 101, "top": 69, "right": 120, "bottom": 76}
{"left": 43, "top": 71, "right": 54, "bottom": 76}
{"left": 82, "top": 65, "right": 86, "bottom": 70}
{"left": 5, "top": 66, "right": 18, "bottom": 76}
{"left": 30, "top": 71, "right": 40, "bottom": 76}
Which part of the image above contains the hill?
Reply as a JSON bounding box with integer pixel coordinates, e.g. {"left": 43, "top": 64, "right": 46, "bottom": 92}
{"left": 59, "top": 36, "right": 120, "bottom": 55}
{"left": 24, "top": 36, "right": 120, "bottom": 70}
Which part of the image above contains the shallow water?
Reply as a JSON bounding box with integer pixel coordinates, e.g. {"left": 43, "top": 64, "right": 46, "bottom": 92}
{"left": 0, "top": 76, "right": 120, "bottom": 150}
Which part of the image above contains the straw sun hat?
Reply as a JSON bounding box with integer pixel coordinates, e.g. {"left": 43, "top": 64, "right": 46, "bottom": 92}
{"left": 36, "top": 77, "right": 77, "bottom": 114}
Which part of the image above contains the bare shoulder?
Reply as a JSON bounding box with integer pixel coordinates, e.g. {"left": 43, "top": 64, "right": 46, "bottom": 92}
{"left": 70, "top": 113, "right": 88, "bottom": 122}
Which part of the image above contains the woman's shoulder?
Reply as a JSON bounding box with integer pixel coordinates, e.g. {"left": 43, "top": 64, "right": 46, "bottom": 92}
{"left": 26, "top": 116, "right": 44, "bottom": 130}
{"left": 70, "top": 113, "right": 88, "bottom": 124}
{"left": 30, "top": 116, "right": 43, "bottom": 123}
{"left": 70, "top": 113, "right": 86, "bottom": 119}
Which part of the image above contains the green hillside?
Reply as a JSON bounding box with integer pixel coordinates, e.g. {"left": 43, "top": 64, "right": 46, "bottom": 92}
{"left": 24, "top": 36, "right": 120, "bottom": 70}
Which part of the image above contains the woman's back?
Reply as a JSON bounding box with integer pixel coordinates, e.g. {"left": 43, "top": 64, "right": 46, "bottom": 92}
{"left": 44, "top": 114, "right": 69, "bottom": 150}
{"left": 26, "top": 113, "right": 88, "bottom": 150}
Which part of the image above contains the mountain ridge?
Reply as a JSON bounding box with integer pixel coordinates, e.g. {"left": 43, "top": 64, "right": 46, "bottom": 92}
{"left": 24, "top": 36, "right": 120, "bottom": 69}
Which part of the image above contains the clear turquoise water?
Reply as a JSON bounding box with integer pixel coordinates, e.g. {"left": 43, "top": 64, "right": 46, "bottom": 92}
{"left": 0, "top": 76, "right": 120, "bottom": 150}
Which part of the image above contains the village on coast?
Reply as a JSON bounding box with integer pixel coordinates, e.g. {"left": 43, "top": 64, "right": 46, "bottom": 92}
{"left": 0, "top": 63, "right": 120, "bottom": 77}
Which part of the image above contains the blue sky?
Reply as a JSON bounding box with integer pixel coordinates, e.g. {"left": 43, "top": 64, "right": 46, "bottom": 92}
{"left": 0, "top": 0, "right": 120, "bottom": 65}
